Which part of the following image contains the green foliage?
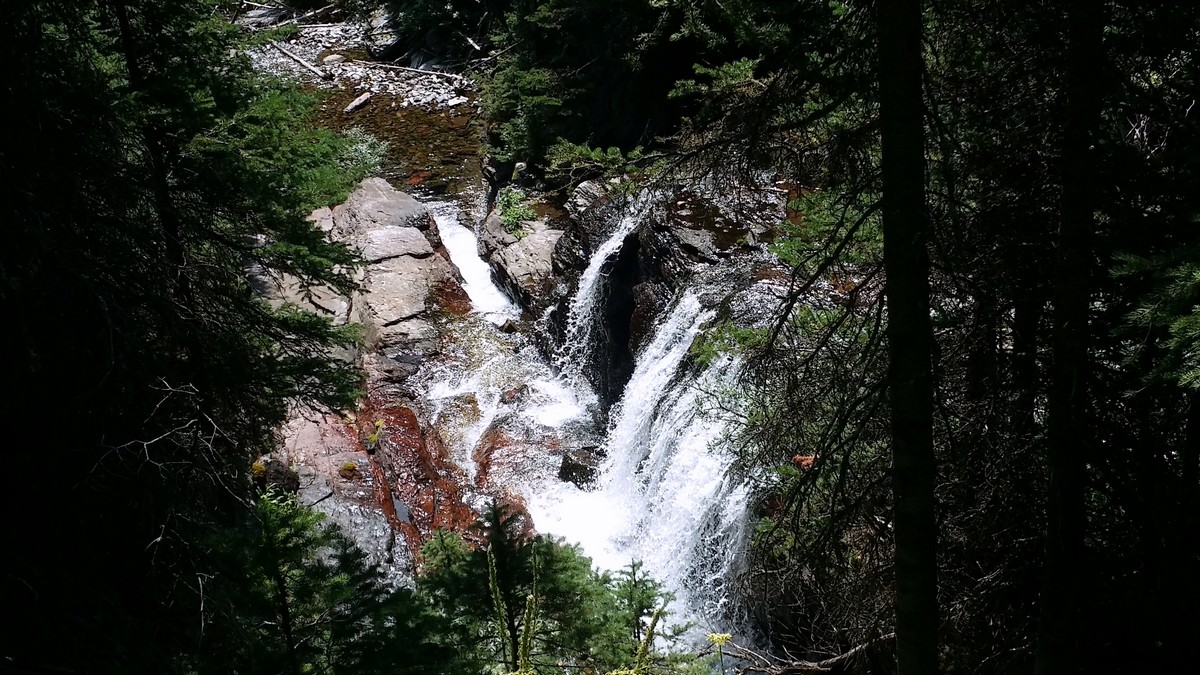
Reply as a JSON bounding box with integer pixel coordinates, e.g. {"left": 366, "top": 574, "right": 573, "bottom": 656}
{"left": 546, "top": 141, "right": 663, "bottom": 182}
{"left": 418, "top": 503, "right": 691, "bottom": 674}
{"left": 337, "top": 127, "right": 390, "bottom": 177}
{"left": 197, "top": 491, "right": 453, "bottom": 674}
{"left": 770, "top": 189, "right": 881, "bottom": 267}
{"left": 0, "top": 1, "right": 372, "bottom": 670}
{"left": 689, "top": 323, "right": 768, "bottom": 366}
{"left": 670, "top": 58, "right": 761, "bottom": 99}
{"left": 497, "top": 186, "right": 537, "bottom": 235}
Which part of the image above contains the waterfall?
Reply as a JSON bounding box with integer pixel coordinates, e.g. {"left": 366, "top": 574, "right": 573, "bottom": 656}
{"left": 429, "top": 202, "right": 519, "bottom": 323}
{"left": 553, "top": 193, "right": 655, "bottom": 391}
{"left": 528, "top": 290, "right": 750, "bottom": 631}
{"left": 422, "top": 193, "right": 750, "bottom": 635}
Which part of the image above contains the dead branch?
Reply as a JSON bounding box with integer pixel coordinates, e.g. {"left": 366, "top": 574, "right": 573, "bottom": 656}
{"left": 273, "top": 3, "right": 335, "bottom": 28}
{"left": 350, "top": 60, "right": 465, "bottom": 81}
{"left": 269, "top": 41, "right": 331, "bottom": 80}
{"left": 731, "top": 634, "right": 895, "bottom": 674}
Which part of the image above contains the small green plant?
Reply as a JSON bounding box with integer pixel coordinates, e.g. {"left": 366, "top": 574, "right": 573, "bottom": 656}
{"left": 338, "top": 461, "right": 359, "bottom": 479}
{"left": 364, "top": 419, "right": 383, "bottom": 451}
{"left": 336, "top": 128, "right": 388, "bottom": 176}
{"left": 497, "top": 186, "right": 536, "bottom": 236}
{"left": 706, "top": 632, "right": 733, "bottom": 675}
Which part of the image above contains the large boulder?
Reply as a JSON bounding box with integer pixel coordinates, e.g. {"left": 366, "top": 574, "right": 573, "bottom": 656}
{"left": 476, "top": 210, "right": 519, "bottom": 261}
{"left": 326, "top": 178, "right": 459, "bottom": 357}
{"left": 490, "top": 228, "right": 563, "bottom": 315}
{"left": 478, "top": 208, "right": 565, "bottom": 318}
{"left": 332, "top": 177, "right": 433, "bottom": 239}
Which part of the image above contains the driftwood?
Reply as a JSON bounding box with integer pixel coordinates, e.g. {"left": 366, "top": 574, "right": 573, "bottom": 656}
{"left": 343, "top": 92, "right": 372, "bottom": 114}
{"left": 727, "top": 634, "right": 896, "bottom": 674}
{"left": 269, "top": 41, "right": 331, "bottom": 80}
{"left": 274, "top": 3, "right": 335, "bottom": 28}
{"left": 350, "top": 60, "right": 465, "bottom": 82}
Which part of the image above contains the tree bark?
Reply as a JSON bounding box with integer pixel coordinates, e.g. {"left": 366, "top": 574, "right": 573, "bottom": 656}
{"left": 878, "top": 1, "right": 938, "bottom": 673}
{"left": 1033, "top": 1, "right": 1101, "bottom": 673}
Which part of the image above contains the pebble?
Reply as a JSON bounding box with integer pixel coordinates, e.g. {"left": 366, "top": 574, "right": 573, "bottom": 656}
{"left": 243, "top": 16, "right": 473, "bottom": 111}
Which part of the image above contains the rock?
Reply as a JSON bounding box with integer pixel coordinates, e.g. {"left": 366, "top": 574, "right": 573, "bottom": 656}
{"left": 447, "top": 96, "right": 468, "bottom": 107}
{"left": 362, "top": 226, "right": 434, "bottom": 262}
{"left": 362, "top": 265, "right": 430, "bottom": 326}
{"left": 369, "top": 352, "right": 420, "bottom": 384}
{"left": 376, "top": 317, "right": 439, "bottom": 354}
{"left": 500, "top": 385, "right": 528, "bottom": 405}
{"left": 628, "top": 282, "right": 668, "bottom": 353}
{"left": 558, "top": 447, "right": 601, "bottom": 487}
{"left": 671, "top": 226, "right": 721, "bottom": 263}
{"left": 323, "top": 53, "right": 347, "bottom": 65}
{"left": 567, "top": 180, "right": 607, "bottom": 219}
{"left": 310, "top": 206, "right": 335, "bottom": 232}
{"left": 254, "top": 457, "right": 301, "bottom": 494}
{"left": 297, "top": 464, "right": 413, "bottom": 588}
{"left": 499, "top": 319, "right": 520, "bottom": 334}
{"left": 332, "top": 178, "right": 431, "bottom": 237}
{"left": 476, "top": 209, "right": 518, "bottom": 260}
{"left": 490, "top": 228, "right": 563, "bottom": 315}
{"left": 331, "top": 180, "right": 455, "bottom": 353}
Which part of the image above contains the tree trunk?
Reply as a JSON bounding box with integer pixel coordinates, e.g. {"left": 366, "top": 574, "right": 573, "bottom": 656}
{"left": 878, "top": 1, "right": 938, "bottom": 673}
{"left": 1033, "top": 1, "right": 1101, "bottom": 673}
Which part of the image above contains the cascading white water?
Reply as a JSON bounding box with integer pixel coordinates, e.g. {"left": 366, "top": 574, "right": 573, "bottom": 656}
{"left": 429, "top": 202, "right": 520, "bottom": 323}
{"left": 553, "top": 193, "right": 655, "bottom": 391}
{"left": 420, "top": 203, "right": 590, "bottom": 489}
{"left": 527, "top": 290, "right": 750, "bottom": 631}
{"left": 422, "top": 194, "right": 750, "bottom": 635}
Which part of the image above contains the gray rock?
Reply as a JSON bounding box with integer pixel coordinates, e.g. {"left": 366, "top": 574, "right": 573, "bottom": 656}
{"left": 298, "top": 466, "right": 413, "bottom": 588}
{"left": 362, "top": 225, "right": 434, "bottom": 262}
{"left": 476, "top": 209, "right": 518, "bottom": 260}
{"left": 377, "top": 317, "right": 438, "bottom": 353}
{"left": 567, "top": 181, "right": 607, "bottom": 219}
{"left": 332, "top": 178, "right": 431, "bottom": 238}
{"left": 671, "top": 226, "right": 721, "bottom": 263}
{"left": 323, "top": 53, "right": 347, "bottom": 65}
{"left": 363, "top": 266, "right": 428, "bottom": 325}
{"left": 490, "top": 228, "right": 563, "bottom": 314}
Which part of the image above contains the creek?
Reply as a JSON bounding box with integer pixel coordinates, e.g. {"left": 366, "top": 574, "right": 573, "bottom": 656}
{"left": 414, "top": 193, "right": 755, "bottom": 637}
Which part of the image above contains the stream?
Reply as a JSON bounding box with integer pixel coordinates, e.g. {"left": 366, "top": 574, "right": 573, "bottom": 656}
{"left": 416, "top": 195, "right": 753, "bottom": 637}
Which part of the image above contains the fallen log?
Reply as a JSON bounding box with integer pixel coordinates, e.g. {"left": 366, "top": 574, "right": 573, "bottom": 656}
{"left": 274, "top": 3, "right": 335, "bottom": 28}
{"left": 343, "top": 92, "right": 372, "bottom": 114}
{"left": 350, "top": 60, "right": 465, "bottom": 82}
{"left": 269, "top": 41, "right": 331, "bottom": 80}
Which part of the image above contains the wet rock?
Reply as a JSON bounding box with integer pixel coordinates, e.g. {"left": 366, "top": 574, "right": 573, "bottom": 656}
{"left": 476, "top": 210, "right": 518, "bottom": 260}
{"left": 551, "top": 225, "right": 588, "bottom": 278}
{"left": 432, "top": 278, "right": 472, "bottom": 316}
{"left": 558, "top": 447, "right": 601, "bottom": 487}
{"left": 490, "top": 227, "right": 563, "bottom": 316}
{"left": 567, "top": 180, "right": 608, "bottom": 220}
{"left": 500, "top": 385, "right": 529, "bottom": 405}
{"left": 628, "top": 281, "right": 669, "bottom": 353}
{"left": 281, "top": 410, "right": 414, "bottom": 588}
{"left": 367, "top": 353, "right": 417, "bottom": 385}
{"left": 254, "top": 457, "right": 301, "bottom": 494}
{"left": 499, "top": 319, "right": 520, "bottom": 334}
{"left": 297, "top": 465, "right": 413, "bottom": 588}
